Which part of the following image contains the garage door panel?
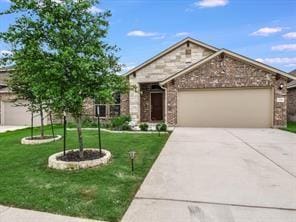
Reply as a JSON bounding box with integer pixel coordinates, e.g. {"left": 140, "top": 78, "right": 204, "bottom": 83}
{"left": 1, "top": 101, "right": 45, "bottom": 126}
{"left": 1, "top": 102, "right": 31, "bottom": 126}
{"left": 177, "top": 88, "right": 272, "bottom": 128}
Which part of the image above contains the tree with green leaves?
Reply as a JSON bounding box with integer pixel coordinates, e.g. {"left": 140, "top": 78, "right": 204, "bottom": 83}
{"left": 0, "top": 13, "right": 51, "bottom": 139}
{"left": 1, "top": 0, "right": 128, "bottom": 158}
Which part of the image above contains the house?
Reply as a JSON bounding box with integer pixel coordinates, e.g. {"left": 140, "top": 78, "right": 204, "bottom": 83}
{"left": 0, "top": 67, "right": 46, "bottom": 126}
{"left": 287, "top": 69, "right": 296, "bottom": 122}
{"left": 120, "top": 37, "right": 296, "bottom": 128}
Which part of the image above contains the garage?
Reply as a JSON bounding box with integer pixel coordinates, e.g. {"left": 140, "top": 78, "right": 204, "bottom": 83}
{"left": 177, "top": 88, "right": 273, "bottom": 128}
{"left": 0, "top": 101, "right": 31, "bottom": 126}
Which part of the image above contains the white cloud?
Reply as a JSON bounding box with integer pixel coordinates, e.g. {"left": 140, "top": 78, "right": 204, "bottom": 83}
{"left": 251, "top": 27, "right": 282, "bottom": 36}
{"left": 271, "top": 44, "right": 296, "bottom": 51}
{"left": 127, "top": 30, "right": 158, "bottom": 37}
{"left": 285, "top": 64, "right": 296, "bottom": 68}
{"left": 88, "top": 6, "right": 103, "bottom": 14}
{"left": 195, "top": 0, "right": 229, "bottom": 8}
{"left": 256, "top": 57, "right": 296, "bottom": 65}
{"left": 283, "top": 32, "right": 296, "bottom": 39}
{"left": 175, "top": 32, "right": 191, "bottom": 37}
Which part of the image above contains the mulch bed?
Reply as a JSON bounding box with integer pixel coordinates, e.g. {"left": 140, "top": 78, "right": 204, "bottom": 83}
{"left": 27, "top": 136, "right": 57, "bottom": 140}
{"left": 57, "top": 150, "right": 106, "bottom": 162}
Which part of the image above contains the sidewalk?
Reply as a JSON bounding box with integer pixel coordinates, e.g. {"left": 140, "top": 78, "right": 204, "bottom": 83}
{"left": 0, "top": 205, "right": 102, "bottom": 222}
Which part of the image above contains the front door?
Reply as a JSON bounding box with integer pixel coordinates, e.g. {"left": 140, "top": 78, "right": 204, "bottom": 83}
{"left": 151, "top": 93, "right": 163, "bottom": 121}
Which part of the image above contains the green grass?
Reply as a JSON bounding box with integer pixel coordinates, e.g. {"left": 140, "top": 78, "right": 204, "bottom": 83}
{"left": 0, "top": 126, "right": 169, "bottom": 221}
{"left": 282, "top": 122, "right": 296, "bottom": 133}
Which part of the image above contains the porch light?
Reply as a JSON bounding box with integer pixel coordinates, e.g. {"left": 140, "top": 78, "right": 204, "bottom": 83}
{"left": 279, "top": 83, "right": 284, "bottom": 90}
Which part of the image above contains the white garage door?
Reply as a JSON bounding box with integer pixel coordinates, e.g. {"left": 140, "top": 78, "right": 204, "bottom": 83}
{"left": 177, "top": 88, "right": 273, "bottom": 128}
{"left": 1, "top": 102, "right": 31, "bottom": 126}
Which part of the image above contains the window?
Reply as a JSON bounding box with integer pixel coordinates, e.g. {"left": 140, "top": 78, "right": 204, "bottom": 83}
{"left": 96, "top": 105, "right": 107, "bottom": 117}
{"left": 94, "top": 93, "right": 121, "bottom": 118}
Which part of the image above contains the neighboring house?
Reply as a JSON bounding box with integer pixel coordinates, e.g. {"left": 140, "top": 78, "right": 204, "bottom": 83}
{"left": 0, "top": 67, "right": 45, "bottom": 126}
{"left": 121, "top": 37, "right": 296, "bottom": 128}
{"left": 287, "top": 69, "right": 296, "bottom": 122}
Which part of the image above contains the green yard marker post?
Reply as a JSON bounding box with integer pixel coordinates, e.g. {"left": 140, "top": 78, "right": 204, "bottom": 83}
{"left": 96, "top": 105, "right": 102, "bottom": 156}
{"left": 31, "top": 111, "right": 34, "bottom": 139}
{"left": 49, "top": 111, "right": 55, "bottom": 139}
{"left": 63, "top": 111, "right": 67, "bottom": 156}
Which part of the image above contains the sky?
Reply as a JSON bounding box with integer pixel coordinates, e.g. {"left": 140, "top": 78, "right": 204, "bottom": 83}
{"left": 0, "top": 0, "right": 296, "bottom": 72}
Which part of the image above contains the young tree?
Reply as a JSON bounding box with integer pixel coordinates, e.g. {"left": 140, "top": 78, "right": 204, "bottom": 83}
{"left": 1, "top": 0, "right": 128, "bottom": 157}
{"left": 0, "top": 12, "right": 51, "bottom": 138}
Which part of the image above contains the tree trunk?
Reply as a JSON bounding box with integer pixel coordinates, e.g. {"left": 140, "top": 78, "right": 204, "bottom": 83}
{"left": 76, "top": 116, "right": 84, "bottom": 159}
{"left": 40, "top": 106, "right": 45, "bottom": 139}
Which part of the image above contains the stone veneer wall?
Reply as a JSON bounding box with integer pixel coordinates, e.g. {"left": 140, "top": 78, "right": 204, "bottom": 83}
{"left": 135, "top": 43, "right": 214, "bottom": 83}
{"left": 165, "top": 54, "right": 288, "bottom": 128}
{"left": 287, "top": 88, "right": 296, "bottom": 122}
{"left": 129, "top": 75, "right": 140, "bottom": 122}
{"left": 140, "top": 84, "right": 150, "bottom": 122}
{"left": 83, "top": 98, "right": 95, "bottom": 117}
{"left": 120, "top": 93, "right": 129, "bottom": 116}
{"left": 128, "top": 42, "right": 215, "bottom": 123}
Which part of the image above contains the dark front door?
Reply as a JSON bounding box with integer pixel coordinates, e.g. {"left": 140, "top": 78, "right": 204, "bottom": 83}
{"left": 151, "top": 93, "right": 163, "bottom": 121}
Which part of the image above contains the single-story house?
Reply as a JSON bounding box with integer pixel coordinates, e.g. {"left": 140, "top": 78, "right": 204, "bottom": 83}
{"left": 287, "top": 69, "right": 296, "bottom": 122}
{"left": 120, "top": 37, "right": 296, "bottom": 128}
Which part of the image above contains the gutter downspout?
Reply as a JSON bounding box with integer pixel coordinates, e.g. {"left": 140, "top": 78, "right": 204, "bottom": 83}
{"left": 159, "top": 83, "right": 168, "bottom": 125}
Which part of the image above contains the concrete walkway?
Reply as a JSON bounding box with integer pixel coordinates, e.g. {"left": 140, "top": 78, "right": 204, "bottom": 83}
{"left": 0, "top": 205, "right": 100, "bottom": 222}
{"left": 122, "top": 128, "right": 296, "bottom": 222}
{"left": 0, "top": 125, "right": 27, "bottom": 133}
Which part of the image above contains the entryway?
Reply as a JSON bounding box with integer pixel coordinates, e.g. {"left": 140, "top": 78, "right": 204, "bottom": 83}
{"left": 151, "top": 92, "right": 163, "bottom": 121}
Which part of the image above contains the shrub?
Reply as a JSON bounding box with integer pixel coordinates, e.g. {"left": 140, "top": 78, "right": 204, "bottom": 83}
{"left": 111, "top": 115, "right": 131, "bottom": 130}
{"left": 82, "top": 117, "right": 97, "bottom": 128}
{"left": 156, "top": 123, "right": 167, "bottom": 132}
{"left": 139, "top": 123, "right": 149, "bottom": 131}
{"left": 121, "top": 122, "right": 131, "bottom": 131}
{"left": 100, "top": 120, "right": 111, "bottom": 129}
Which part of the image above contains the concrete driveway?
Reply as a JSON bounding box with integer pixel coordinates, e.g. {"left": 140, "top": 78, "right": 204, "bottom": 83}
{"left": 0, "top": 125, "right": 28, "bottom": 133}
{"left": 122, "top": 128, "right": 296, "bottom": 222}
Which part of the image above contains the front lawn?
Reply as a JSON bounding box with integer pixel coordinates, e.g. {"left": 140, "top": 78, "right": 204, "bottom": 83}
{"left": 282, "top": 122, "right": 296, "bottom": 133}
{"left": 0, "top": 126, "right": 169, "bottom": 221}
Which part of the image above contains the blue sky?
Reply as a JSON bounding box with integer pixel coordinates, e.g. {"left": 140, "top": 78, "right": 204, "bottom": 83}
{"left": 0, "top": 0, "right": 296, "bottom": 72}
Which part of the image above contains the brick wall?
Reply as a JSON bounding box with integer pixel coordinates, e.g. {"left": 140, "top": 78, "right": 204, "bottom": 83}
{"left": 287, "top": 88, "right": 296, "bottom": 122}
{"left": 165, "top": 54, "right": 288, "bottom": 128}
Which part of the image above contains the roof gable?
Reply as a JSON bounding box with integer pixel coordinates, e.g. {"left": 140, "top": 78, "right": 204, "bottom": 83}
{"left": 124, "top": 37, "right": 218, "bottom": 76}
{"left": 161, "top": 49, "right": 296, "bottom": 85}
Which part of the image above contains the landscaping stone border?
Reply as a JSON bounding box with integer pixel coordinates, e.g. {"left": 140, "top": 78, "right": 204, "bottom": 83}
{"left": 67, "top": 128, "right": 171, "bottom": 134}
{"left": 21, "top": 135, "right": 62, "bottom": 145}
{"left": 48, "top": 148, "right": 111, "bottom": 170}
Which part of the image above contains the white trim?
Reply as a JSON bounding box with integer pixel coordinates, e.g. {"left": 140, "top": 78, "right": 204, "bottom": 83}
{"left": 123, "top": 37, "right": 218, "bottom": 76}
